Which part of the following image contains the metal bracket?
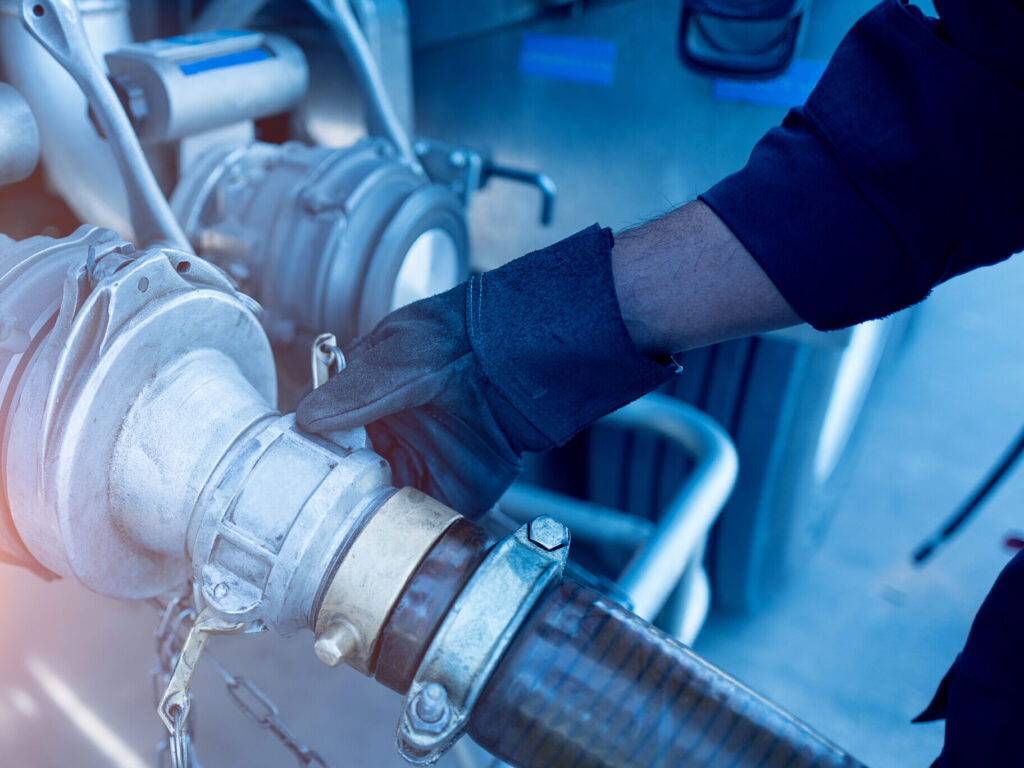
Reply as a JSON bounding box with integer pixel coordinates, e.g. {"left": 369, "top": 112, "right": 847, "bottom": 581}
{"left": 395, "top": 518, "right": 569, "bottom": 764}
{"left": 19, "top": 0, "right": 191, "bottom": 250}
{"left": 158, "top": 606, "right": 246, "bottom": 734}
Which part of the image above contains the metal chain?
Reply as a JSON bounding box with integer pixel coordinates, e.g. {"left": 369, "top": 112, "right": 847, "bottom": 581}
{"left": 205, "top": 654, "right": 329, "bottom": 767}
{"left": 149, "top": 589, "right": 331, "bottom": 768}
{"left": 151, "top": 594, "right": 201, "bottom": 768}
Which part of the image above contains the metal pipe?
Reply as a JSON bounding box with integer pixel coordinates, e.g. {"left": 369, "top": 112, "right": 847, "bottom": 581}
{"left": 0, "top": 82, "right": 39, "bottom": 185}
{"left": 0, "top": 0, "right": 133, "bottom": 235}
{"left": 306, "top": 0, "right": 423, "bottom": 174}
{"left": 18, "top": 0, "right": 191, "bottom": 250}
{"left": 0, "top": 228, "right": 857, "bottom": 767}
{"left": 501, "top": 392, "right": 737, "bottom": 630}
{"left": 500, "top": 482, "right": 654, "bottom": 547}
{"left": 606, "top": 392, "right": 738, "bottom": 621}
{"left": 482, "top": 162, "right": 557, "bottom": 225}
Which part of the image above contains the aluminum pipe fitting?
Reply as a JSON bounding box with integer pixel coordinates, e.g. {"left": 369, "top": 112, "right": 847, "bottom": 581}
{"left": 172, "top": 138, "right": 468, "bottom": 352}
{"left": 0, "top": 226, "right": 396, "bottom": 634}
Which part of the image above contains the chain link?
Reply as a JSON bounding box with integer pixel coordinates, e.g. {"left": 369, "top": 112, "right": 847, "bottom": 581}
{"left": 206, "top": 654, "right": 330, "bottom": 767}
{"left": 150, "top": 588, "right": 330, "bottom": 768}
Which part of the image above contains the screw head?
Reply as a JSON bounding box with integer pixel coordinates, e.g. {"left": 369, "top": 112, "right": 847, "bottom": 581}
{"left": 212, "top": 582, "right": 229, "bottom": 599}
{"left": 527, "top": 516, "right": 569, "bottom": 551}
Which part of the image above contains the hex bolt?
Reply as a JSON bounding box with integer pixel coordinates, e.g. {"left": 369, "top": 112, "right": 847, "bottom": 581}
{"left": 527, "top": 515, "right": 569, "bottom": 551}
{"left": 313, "top": 620, "right": 358, "bottom": 668}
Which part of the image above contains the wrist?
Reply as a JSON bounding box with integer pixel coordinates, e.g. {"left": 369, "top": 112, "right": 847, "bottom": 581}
{"left": 467, "top": 225, "right": 677, "bottom": 451}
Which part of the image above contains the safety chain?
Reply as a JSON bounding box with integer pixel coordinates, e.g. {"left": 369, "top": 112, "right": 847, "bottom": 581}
{"left": 149, "top": 589, "right": 331, "bottom": 768}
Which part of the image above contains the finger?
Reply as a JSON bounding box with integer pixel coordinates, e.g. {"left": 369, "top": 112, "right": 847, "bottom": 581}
{"left": 296, "top": 349, "right": 472, "bottom": 432}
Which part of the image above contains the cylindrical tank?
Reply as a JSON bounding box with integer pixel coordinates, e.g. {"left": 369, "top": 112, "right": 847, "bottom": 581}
{"left": 0, "top": 83, "right": 39, "bottom": 185}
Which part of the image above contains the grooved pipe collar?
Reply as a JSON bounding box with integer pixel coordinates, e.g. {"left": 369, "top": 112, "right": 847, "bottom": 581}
{"left": 314, "top": 487, "right": 461, "bottom": 674}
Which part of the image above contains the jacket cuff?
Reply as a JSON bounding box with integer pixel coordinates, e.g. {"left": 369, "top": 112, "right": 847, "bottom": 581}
{"left": 703, "top": 0, "right": 1024, "bottom": 331}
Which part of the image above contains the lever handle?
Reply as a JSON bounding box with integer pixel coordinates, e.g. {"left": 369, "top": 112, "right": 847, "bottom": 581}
{"left": 483, "top": 162, "right": 557, "bottom": 226}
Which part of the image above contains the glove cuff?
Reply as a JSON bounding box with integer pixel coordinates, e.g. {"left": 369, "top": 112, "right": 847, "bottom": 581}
{"left": 467, "top": 224, "right": 678, "bottom": 452}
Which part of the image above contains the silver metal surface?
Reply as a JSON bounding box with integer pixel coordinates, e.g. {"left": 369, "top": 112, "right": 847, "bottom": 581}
{"left": 0, "top": 82, "right": 39, "bottom": 185}
{"left": 812, "top": 318, "right": 891, "bottom": 484}
{"left": 104, "top": 31, "right": 309, "bottom": 144}
{"left": 397, "top": 521, "right": 569, "bottom": 765}
{"left": 17, "top": 0, "right": 190, "bottom": 250}
{"left": 500, "top": 483, "right": 654, "bottom": 547}
{"left": 0, "top": 0, "right": 134, "bottom": 235}
{"left": 173, "top": 139, "right": 467, "bottom": 348}
{"left": 312, "top": 331, "right": 344, "bottom": 388}
{"left": 499, "top": 392, "right": 737, "bottom": 644}
{"left": 0, "top": 226, "right": 393, "bottom": 636}
{"left": 351, "top": 0, "right": 416, "bottom": 136}
{"left": 526, "top": 514, "right": 569, "bottom": 551}
{"left": 158, "top": 606, "right": 245, "bottom": 734}
{"left": 306, "top": 0, "right": 422, "bottom": 173}
{"left": 391, "top": 228, "right": 459, "bottom": 310}
{"left": 606, "top": 393, "right": 738, "bottom": 627}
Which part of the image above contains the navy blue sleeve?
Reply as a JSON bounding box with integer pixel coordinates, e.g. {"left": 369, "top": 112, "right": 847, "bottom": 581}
{"left": 701, "top": 0, "right": 1024, "bottom": 330}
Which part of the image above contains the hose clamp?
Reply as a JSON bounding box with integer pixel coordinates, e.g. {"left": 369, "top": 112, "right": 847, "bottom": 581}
{"left": 396, "top": 517, "right": 569, "bottom": 764}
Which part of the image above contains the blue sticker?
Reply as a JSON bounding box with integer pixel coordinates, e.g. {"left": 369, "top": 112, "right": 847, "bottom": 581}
{"left": 712, "top": 59, "right": 827, "bottom": 108}
{"left": 518, "top": 34, "right": 616, "bottom": 87}
{"left": 179, "top": 48, "right": 271, "bottom": 76}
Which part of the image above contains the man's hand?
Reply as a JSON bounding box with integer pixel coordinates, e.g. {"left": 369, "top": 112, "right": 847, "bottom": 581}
{"left": 297, "top": 225, "right": 679, "bottom": 517}
{"left": 296, "top": 285, "right": 527, "bottom": 517}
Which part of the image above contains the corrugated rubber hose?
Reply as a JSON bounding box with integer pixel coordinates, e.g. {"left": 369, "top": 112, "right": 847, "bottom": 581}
{"left": 466, "top": 579, "right": 866, "bottom": 768}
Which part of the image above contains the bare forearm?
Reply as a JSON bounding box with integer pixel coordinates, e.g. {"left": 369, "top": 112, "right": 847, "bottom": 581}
{"left": 612, "top": 200, "right": 800, "bottom": 356}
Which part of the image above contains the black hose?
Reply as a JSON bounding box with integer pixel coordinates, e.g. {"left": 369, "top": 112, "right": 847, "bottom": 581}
{"left": 913, "top": 422, "right": 1024, "bottom": 565}
{"left": 467, "top": 580, "right": 865, "bottom": 768}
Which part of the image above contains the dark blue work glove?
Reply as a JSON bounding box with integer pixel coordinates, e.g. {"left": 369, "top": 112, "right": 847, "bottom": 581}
{"left": 296, "top": 225, "right": 677, "bottom": 517}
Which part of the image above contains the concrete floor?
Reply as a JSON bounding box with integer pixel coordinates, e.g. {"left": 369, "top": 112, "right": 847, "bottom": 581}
{"left": 1, "top": 0, "right": 1019, "bottom": 766}
{"left": 695, "top": 248, "right": 1024, "bottom": 768}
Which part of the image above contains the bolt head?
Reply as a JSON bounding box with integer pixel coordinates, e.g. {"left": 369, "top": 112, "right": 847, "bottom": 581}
{"left": 528, "top": 515, "right": 569, "bottom": 551}
{"left": 212, "top": 582, "right": 230, "bottom": 599}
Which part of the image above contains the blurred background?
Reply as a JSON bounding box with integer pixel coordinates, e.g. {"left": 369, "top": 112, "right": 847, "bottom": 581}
{"left": 2, "top": 0, "right": 1022, "bottom": 766}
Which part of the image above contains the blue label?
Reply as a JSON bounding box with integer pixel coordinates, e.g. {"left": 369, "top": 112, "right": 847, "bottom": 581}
{"left": 179, "top": 48, "right": 271, "bottom": 76}
{"left": 518, "top": 34, "right": 616, "bottom": 87}
{"left": 712, "top": 59, "right": 827, "bottom": 108}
